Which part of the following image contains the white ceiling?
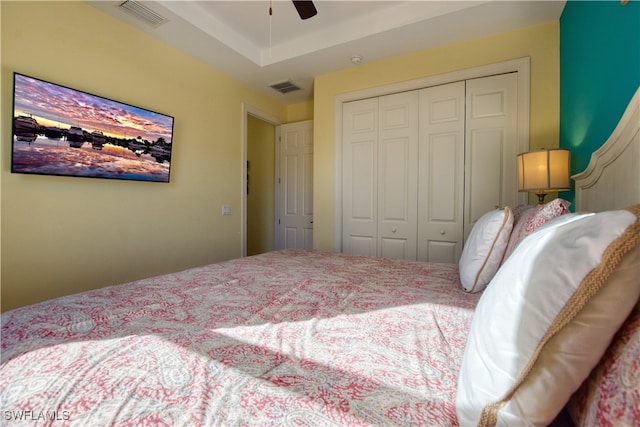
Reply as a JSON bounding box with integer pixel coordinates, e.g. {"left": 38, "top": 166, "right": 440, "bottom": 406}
{"left": 89, "top": 1, "right": 566, "bottom": 104}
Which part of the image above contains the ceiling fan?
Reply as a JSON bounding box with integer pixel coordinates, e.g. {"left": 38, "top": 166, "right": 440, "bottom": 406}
{"left": 292, "top": 1, "right": 317, "bottom": 20}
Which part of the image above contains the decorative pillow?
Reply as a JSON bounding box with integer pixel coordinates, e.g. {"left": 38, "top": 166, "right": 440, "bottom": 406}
{"left": 501, "top": 198, "right": 571, "bottom": 263}
{"left": 567, "top": 300, "right": 640, "bottom": 427}
{"left": 459, "top": 207, "right": 514, "bottom": 293}
{"left": 510, "top": 203, "right": 536, "bottom": 218}
{"left": 456, "top": 205, "right": 640, "bottom": 427}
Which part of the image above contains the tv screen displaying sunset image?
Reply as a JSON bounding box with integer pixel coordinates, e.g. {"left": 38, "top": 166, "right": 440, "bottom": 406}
{"left": 11, "top": 73, "right": 175, "bottom": 183}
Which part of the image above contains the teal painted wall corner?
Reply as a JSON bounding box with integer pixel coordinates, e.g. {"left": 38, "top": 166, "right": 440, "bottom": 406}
{"left": 559, "top": 0, "right": 640, "bottom": 206}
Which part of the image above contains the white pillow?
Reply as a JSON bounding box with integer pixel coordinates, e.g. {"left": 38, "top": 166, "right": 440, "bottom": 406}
{"left": 459, "top": 207, "right": 513, "bottom": 293}
{"left": 456, "top": 205, "right": 640, "bottom": 427}
{"left": 533, "top": 211, "right": 595, "bottom": 232}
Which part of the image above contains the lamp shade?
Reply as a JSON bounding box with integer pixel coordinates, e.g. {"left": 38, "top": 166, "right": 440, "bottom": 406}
{"left": 518, "top": 149, "right": 571, "bottom": 193}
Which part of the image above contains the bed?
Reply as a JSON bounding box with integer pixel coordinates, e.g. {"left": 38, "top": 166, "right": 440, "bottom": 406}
{"left": 2, "top": 88, "right": 639, "bottom": 426}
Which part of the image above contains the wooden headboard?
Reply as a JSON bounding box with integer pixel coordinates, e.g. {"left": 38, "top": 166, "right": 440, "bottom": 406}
{"left": 572, "top": 87, "right": 640, "bottom": 212}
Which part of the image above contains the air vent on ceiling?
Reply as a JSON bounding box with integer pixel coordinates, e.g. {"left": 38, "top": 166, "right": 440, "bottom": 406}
{"left": 269, "top": 80, "right": 302, "bottom": 94}
{"left": 119, "top": 0, "right": 168, "bottom": 28}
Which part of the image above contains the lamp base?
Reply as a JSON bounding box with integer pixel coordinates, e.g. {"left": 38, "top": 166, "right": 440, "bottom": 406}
{"left": 536, "top": 192, "right": 547, "bottom": 206}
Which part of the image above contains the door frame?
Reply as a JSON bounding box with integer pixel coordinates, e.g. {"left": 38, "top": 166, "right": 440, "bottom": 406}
{"left": 333, "top": 57, "right": 531, "bottom": 252}
{"left": 241, "top": 104, "right": 282, "bottom": 257}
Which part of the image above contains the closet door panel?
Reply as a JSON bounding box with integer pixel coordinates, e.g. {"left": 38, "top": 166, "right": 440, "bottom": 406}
{"left": 380, "top": 237, "right": 411, "bottom": 260}
{"left": 380, "top": 138, "right": 410, "bottom": 221}
{"left": 417, "top": 82, "right": 465, "bottom": 263}
{"left": 351, "top": 141, "right": 376, "bottom": 220}
{"left": 465, "top": 73, "right": 518, "bottom": 238}
{"left": 342, "top": 98, "right": 378, "bottom": 256}
{"left": 467, "top": 128, "right": 504, "bottom": 222}
{"left": 378, "top": 92, "right": 419, "bottom": 260}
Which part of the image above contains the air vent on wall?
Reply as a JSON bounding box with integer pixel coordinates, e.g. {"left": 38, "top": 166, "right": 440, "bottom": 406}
{"left": 119, "top": 0, "right": 168, "bottom": 28}
{"left": 269, "top": 80, "right": 302, "bottom": 94}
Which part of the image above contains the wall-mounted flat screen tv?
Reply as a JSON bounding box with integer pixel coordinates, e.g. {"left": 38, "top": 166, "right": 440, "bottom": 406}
{"left": 11, "top": 72, "right": 175, "bottom": 183}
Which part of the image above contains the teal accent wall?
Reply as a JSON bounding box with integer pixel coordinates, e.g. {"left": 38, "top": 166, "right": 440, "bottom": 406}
{"left": 559, "top": 0, "right": 640, "bottom": 205}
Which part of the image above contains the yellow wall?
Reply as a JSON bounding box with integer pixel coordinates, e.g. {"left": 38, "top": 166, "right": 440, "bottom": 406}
{"left": 312, "top": 22, "right": 560, "bottom": 250}
{"left": 246, "top": 116, "right": 275, "bottom": 255}
{"left": 287, "top": 101, "right": 314, "bottom": 122}
{"left": 1, "top": 1, "right": 287, "bottom": 311}
{"left": 1, "top": 2, "right": 559, "bottom": 310}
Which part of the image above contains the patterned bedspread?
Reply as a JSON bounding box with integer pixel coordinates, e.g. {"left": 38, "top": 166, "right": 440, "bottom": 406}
{"left": 1, "top": 250, "right": 481, "bottom": 426}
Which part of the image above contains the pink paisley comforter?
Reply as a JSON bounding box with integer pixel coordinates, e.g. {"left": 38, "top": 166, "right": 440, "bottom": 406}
{"left": 1, "top": 250, "right": 480, "bottom": 426}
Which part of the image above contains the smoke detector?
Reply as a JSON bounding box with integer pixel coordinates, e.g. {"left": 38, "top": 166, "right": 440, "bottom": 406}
{"left": 350, "top": 55, "right": 363, "bottom": 65}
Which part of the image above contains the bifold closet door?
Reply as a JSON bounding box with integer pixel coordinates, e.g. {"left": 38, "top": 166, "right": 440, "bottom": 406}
{"left": 377, "top": 91, "right": 419, "bottom": 259}
{"left": 417, "top": 81, "right": 466, "bottom": 263}
{"left": 342, "top": 72, "right": 519, "bottom": 261}
{"left": 342, "top": 91, "right": 419, "bottom": 259}
{"left": 342, "top": 97, "right": 379, "bottom": 256}
{"left": 464, "top": 73, "right": 518, "bottom": 238}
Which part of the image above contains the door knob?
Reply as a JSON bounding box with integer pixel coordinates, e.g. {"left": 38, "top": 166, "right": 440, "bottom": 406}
{"left": 440, "top": 230, "right": 445, "bottom": 235}
{"left": 392, "top": 228, "right": 397, "bottom": 233}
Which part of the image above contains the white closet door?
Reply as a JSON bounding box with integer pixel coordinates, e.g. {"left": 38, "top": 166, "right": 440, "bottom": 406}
{"left": 465, "top": 73, "right": 518, "bottom": 238}
{"left": 417, "top": 81, "right": 466, "bottom": 263}
{"left": 342, "top": 73, "right": 520, "bottom": 261}
{"left": 342, "top": 98, "right": 379, "bottom": 256}
{"left": 377, "top": 91, "right": 419, "bottom": 260}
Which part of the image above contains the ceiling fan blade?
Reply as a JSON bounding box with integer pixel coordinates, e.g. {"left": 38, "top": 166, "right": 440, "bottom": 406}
{"left": 292, "top": 0, "right": 317, "bottom": 20}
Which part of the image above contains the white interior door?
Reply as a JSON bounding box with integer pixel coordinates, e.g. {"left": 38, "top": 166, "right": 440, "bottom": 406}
{"left": 276, "top": 120, "right": 314, "bottom": 250}
{"left": 465, "top": 73, "right": 518, "bottom": 238}
{"left": 417, "top": 81, "right": 466, "bottom": 263}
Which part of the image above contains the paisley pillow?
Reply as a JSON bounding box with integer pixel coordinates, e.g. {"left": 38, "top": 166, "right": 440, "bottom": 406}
{"left": 567, "top": 300, "right": 640, "bottom": 427}
{"left": 501, "top": 198, "right": 570, "bottom": 263}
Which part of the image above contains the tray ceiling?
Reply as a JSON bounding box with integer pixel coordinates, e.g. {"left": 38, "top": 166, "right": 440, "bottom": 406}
{"left": 89, "top": 1, "right": 566, "bottom": 104}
